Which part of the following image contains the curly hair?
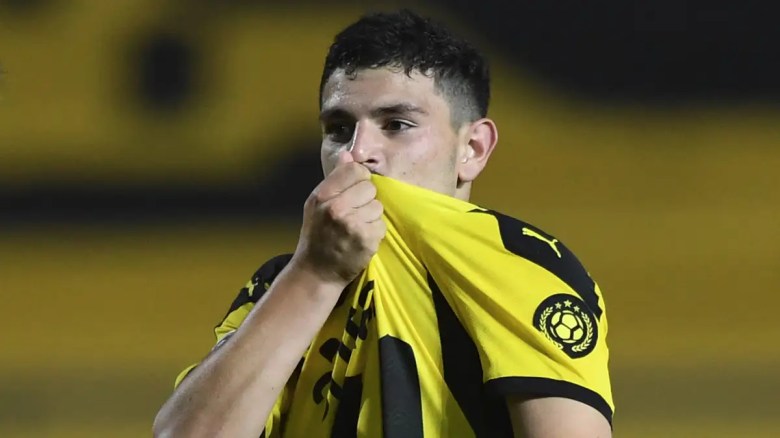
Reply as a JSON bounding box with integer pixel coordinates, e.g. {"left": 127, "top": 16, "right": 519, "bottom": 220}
{"left": 320, "top": 9, "right": 490, "bottom": 125}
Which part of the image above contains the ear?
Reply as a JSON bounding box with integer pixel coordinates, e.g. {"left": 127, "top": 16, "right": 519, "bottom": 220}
{"left": 457, "top": 118, "right": 498, "bottom": 184}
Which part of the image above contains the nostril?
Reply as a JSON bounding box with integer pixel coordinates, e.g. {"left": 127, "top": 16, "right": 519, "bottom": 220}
{"left": 358, "top": 160, "right": 381, "bottom": 175}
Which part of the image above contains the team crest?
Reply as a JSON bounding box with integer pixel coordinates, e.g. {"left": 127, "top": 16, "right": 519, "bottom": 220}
{"left": 533, "top": 294, "right": 597, "bottom": 358}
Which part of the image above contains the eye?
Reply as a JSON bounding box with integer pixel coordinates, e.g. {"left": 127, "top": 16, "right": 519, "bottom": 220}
{"left": 323, "top": 123, "right": 354, "bottom": 143}
{"left": 383, "top": 120, "right": 415, "bottom": 132}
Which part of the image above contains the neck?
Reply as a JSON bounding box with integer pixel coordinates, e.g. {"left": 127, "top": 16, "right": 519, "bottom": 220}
{"left": 453, "top": 181, "right": 472, "bottom": 202}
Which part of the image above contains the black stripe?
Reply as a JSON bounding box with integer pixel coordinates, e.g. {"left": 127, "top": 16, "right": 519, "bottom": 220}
{"left": 379, "top": 336, "right": 424, "bottom": 438}
{"left": 470, "top": 209, "right": 603, "bottom": 319}
{"left": 338, "top": 342, "right": 352, "bottom": 362}
{"left": 429, "top": 273, "right": 513, "bottom": 438}
{"left": 485, "top": 376, "right": 613, "bottom": 426}
{"left": 345, "top": 318, "right": 360, "bottom": 339}
{"left": 319, "top": 338, "right": 340, "bottom": 362}
{"left": 330, "top": 380, "right": 343, "bottom": 400}
{"left": 330, "top": 375, "right": 363, "bottom": 438}
{"left": 357, "top": 280, "right": 374, "bottom": 307}
{"left": 358, "top": 311, "right": 371, "bottom": 340}
{"left": 312, "top": 372, "right": 331, "bottom": 405}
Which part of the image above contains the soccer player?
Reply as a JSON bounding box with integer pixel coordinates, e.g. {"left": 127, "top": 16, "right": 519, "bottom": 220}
{"left": 154, "top": 10, "right": 613, "bottom": 438}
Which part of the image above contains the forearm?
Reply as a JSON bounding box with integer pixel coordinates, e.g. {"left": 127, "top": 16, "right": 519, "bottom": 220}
{"left": 154, "top": 261, "right": 345, "bottom": 438}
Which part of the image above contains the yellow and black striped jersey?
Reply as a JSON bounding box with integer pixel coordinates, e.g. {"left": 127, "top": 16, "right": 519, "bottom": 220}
{"left": 176, "top": 175, "right": 613, "bottom": 437}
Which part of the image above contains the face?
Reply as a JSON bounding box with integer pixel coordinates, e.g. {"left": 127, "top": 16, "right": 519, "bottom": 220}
{"left": 319, "top": 67, "right": 467, "bottom": 197}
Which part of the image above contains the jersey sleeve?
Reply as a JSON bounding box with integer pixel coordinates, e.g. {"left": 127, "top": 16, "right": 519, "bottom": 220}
{"left": 214, "top": 253, "right": 295, "bottom": 344}
{"left": 171, "top": 253, "right": 296, "bottom": 436}
{"left": 173, "top": 253, "right": 294, "bottom": 387}
{"left": 427, "top": 210, "right": 614, "bottom": 424}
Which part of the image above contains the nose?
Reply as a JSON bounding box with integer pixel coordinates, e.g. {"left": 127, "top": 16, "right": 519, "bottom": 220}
{"left": 348, "top": 121, "right": 381, "bottom": 170}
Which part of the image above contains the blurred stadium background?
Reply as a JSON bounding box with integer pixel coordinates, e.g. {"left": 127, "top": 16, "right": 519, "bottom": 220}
{"left": 2, "top": 1, "right": 779, "bottom": 436}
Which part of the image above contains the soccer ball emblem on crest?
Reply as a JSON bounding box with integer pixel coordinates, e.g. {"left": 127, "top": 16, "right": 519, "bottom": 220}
{"left": 550, "top": 309, "right": 585, "bottom": 343}
{"left": 533, "top": 294, "right": 598, "bottom": 358}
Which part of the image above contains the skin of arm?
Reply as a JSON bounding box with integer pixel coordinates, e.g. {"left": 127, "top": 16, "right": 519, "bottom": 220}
{"left": 153, "top": 262, "right": 346, "bottom": 438}
{"left": 507, "top": 396, "right": 612, "bottom": 438}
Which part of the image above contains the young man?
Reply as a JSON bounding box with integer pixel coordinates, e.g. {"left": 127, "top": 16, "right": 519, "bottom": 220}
{"left": 154, "top": 10, "right": 613, "bottom": 438}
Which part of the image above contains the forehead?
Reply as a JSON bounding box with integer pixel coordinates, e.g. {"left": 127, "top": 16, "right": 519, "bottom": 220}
{"left": 321, "top": 68, "right": 446, "bottom": 114}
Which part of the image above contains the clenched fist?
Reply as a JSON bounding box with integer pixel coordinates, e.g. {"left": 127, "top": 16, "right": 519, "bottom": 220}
{"left": 292, "top": 151, "right": 386, "bottom": 285}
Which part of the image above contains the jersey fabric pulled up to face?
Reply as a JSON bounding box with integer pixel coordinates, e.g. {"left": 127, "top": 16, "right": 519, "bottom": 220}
{"left": 175, "top": 175, "right": 614, "bottom": 437}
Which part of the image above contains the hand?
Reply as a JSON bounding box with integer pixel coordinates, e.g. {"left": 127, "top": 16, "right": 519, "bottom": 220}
{"left": 292, "top": 151, "right": 386, "bottom": 285}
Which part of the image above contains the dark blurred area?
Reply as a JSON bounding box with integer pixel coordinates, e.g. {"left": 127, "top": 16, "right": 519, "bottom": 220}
{"left": 1, "top": 1, "right": 779, "bottom": 437}
{"left": 444, "top": 0, "right": 780, "bottom": 103}
{"left": 3, "top": 0, "right": 780, "bottom": 224}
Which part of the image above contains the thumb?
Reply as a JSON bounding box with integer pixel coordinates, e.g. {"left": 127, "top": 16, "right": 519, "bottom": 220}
{"left": 337, "top": 150, "right": 355, "bottom": 166}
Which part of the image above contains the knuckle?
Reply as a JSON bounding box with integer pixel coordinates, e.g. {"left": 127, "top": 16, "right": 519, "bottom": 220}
{"left": 363, "top": 221, "right": 383, "bottom": 245}
{"left": 314, "top": 192, "right": 329, "bottom": 205}
{"left": 369, "top": 229, "right": 384, "bottom": 252}
{"left": 355, "top": 220, "right": 372, "bottom": 239}
{"left": 311, "top": 187, "right": 330, "bottom": 205}
{"left": 352, "top": 227, "right": 366, "bottom": 245}
{"left": 303, "top": 194, "right": 315, "bottom": 210}
{"left": 325, "top": 200, "right": 346, "bottom": 221}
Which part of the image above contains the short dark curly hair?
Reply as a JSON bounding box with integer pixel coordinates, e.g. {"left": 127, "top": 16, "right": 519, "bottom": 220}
{"left": 319, "top": 9, "right": 490, "bottom": 125}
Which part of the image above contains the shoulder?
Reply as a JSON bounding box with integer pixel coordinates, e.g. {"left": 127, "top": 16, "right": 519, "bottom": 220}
{"left": 469, "top": 209, "right": 603, "bottom": 319}
{"left": 222, "top": 253, "right": 294, "bottom": 317}
{"left": 249, "top": 253, "right": 295, "bottom": 289}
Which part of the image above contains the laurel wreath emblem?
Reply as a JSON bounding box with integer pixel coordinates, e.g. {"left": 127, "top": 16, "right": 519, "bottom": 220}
{"left": 537, "top": 305, "right": 563, "bottom": 350}
{"left": 538, "top": 304, "right": 594, "bottom": 353}
{"left": 571, "top": 311, "right": 594, "bottom": 353}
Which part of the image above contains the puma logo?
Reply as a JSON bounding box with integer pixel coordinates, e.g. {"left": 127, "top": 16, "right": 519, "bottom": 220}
{"left": 247, "top": 281, "right": 271, "bottom": 297}
{"left": 522, "top": 228, "right": 562, "bottom": 258}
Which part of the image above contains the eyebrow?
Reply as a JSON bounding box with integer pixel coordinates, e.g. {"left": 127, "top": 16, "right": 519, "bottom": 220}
{"left": 319, "top": 103, "right": 428, "bottom": 122}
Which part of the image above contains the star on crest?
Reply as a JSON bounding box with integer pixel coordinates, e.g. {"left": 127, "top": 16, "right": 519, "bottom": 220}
{"left": 564, "top": 300, "right": 572, "bottom": 307}
{"left": 555, "top": 302, "right": 562, "bottom": 309}
{"left": 573, "top": 305, "right": 580, "bottom": 312}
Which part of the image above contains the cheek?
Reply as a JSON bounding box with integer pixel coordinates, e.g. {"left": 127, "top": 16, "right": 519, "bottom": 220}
{"left": 403, "top": 130, "right": 456, "bottom": 179}
{"left": 421, "top": 128, "right": 456, "bottom": 165}
{"left": 409, "top": 127, "right": 446, "bottom": 160}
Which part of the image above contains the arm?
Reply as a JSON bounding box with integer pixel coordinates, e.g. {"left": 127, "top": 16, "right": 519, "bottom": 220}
{"left": 153, "top": 262, "right": 346, "bottom": 438}
{"left": 507, "top": 396, "right": 612, "bottom": 438}
{"left": 153, "top": 153, "right": 385, "bottom": 438}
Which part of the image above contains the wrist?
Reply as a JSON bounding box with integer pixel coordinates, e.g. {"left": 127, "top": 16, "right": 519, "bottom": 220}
{"left": 285, "top": 256, "right": 350, "bottom": 301}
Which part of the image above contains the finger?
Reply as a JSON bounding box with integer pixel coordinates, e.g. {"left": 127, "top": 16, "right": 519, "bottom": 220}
{"left": 340, "top": 180, "right": 377, "bottom": 210}
{"left": 317, "top": 162, "right": 371, "bottom": 202}
{"left": 355, "top": 216, "right": 386, "bottom": 254}
{"left": 337, "top": 150, "right": 354, "bottom": 165}
{"left": 321, "top": 181, "right": 376, "bottom": 221}
{"left": 352, "top": 199, "right": 384, "bottom": 223}
{"left": 365, "top": 218, "right": 387, "bottom": 250}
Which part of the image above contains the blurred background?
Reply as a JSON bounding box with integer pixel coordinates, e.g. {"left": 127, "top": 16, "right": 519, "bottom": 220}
{"left": 2, "top": 1, "right": 779, "bottom": 436}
